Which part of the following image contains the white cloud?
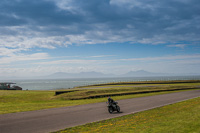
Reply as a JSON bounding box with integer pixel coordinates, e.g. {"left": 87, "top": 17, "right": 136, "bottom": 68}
{"left": 0, "top": 53, "right": 49, "bottom": 64}
{"left": 0, "top": 47, "right": 21, "bottom": 57}
{"left": 121, "top": 54, "right": 200, "bottom": 61}
{"left": 35, "top": 58, "right": 114, "bottom": 65}
{"left": 0, "top": 34, "right": 70, "bottom": 50}
{"left": 89, "top": 55, "right": 115, "bottom": 58}
{"left": 167, "top": 44, "right": 187, "bottom": 49}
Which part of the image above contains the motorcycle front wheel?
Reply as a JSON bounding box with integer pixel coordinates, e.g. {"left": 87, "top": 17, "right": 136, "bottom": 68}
{"left": 116, "top": 105, "right": 120, "bottom": 112}
{"left": 108, "top": 107, "right": 113, "bottom": 114}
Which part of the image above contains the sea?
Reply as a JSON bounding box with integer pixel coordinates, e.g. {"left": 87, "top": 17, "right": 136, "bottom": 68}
{"left": 2, "top": 76, "right": 200, "bottom": 90}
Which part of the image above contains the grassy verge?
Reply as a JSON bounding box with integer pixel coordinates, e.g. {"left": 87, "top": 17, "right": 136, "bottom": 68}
{"left": 76, "top": 80, "right": 200, "bottom": 88}
{"left": 57, "top": 86, "right": 199, "bottom": 100}
{"left": 56, "top": 97, "right": 200, "bottom": 133}
{"left": 56, "top": 81, "right": 200, "bottom": 100}
{"left": 0, "top": 80, "right": 200, "bottom": 114}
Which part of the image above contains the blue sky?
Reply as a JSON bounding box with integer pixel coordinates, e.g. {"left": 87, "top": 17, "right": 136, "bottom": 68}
{"left": 0, "top": 0, "right": 200, "bottom": 78}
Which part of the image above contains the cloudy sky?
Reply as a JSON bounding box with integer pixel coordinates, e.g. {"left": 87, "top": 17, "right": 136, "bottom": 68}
{"left": 0, "top": 0, "right": 200, "bottom": 78}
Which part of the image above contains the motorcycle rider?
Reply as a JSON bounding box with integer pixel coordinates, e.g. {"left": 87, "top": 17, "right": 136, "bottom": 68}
{"left": 107, "top": 97, "right": 120, "bottom": 113}
{"left": 108, "top": 97, "right": 116, "bottom": 106}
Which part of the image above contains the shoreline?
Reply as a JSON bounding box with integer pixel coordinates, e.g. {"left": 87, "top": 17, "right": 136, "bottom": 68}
{"left": 13, "top": 76, "right": 200, "bottom": 90}
{"left": 5, "top": 75, "right": 200, "bottom": 91}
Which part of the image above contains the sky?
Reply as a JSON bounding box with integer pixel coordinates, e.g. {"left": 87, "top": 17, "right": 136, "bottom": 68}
{"left": 0, "top": 0, "right": 200, "bottom": 78}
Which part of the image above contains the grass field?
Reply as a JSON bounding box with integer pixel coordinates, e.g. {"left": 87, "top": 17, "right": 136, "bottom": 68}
{"left": 59, "top": 84, "right": 200, "bottom": 100}
{"left": 0, "top": 80, "right": 200, "bottom": 114}
{"left": 57, "top": 96, "right": 200, "bottom": 133}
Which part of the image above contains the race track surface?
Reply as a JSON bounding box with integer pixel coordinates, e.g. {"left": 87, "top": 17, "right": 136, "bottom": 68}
{"left": 1, "top": 90, "right": 200, "bottom": 133}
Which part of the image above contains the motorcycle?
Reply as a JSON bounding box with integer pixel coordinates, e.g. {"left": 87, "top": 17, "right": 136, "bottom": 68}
{"left": 107, "top": 102, "right": 120, "bottom": 113}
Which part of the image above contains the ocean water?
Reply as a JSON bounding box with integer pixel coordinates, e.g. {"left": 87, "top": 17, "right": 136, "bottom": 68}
{"left": 3, "top": 76, "right": 200, "bottom": 90}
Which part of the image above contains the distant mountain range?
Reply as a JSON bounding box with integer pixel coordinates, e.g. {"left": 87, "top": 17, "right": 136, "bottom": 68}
{"left": 46, "top": 70, "right": 198, "bottom": 79}
{"left": 48, "top": 71, "right": 114, "bottom": 79}
{"left": 1, "top": 70, "right": 200, "bottom": 80}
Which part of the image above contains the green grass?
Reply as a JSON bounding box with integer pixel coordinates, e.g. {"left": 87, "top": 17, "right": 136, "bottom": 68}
{"left": 57, "top": 83, "right": 200, "bottom": 100}
{"left": 0, "top": 80, "right": 200, "bottom": 114}
{"left": 56, "top": 96, "right": 200, "bottom": 133}
{"left": 0, "top": 89, "right": 184, "bottom": 114}
{"left": 77, "top": 80, "right": 200, "bottom": 88}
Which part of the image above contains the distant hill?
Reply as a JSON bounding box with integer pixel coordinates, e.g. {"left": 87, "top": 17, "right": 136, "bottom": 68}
{"left": 121, "top": 70, "right": 169, "bottom": 77}
{"left": 47, "top": 70, "right": 170, "bottom": 79}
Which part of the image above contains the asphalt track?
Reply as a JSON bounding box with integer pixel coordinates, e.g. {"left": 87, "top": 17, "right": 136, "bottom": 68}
{"left": 1, "top": 90, "right": 200, "bottom": 133}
